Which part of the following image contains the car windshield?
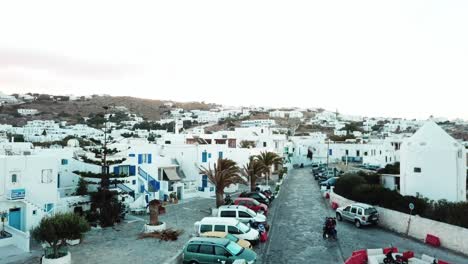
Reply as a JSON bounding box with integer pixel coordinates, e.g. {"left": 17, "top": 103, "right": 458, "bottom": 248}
{"left": 246, "top": 208, "right": 256, "bottom": 216}
{"left": 257, "top": 192, "right": 267, "bottom": 199}
{"left": 252, "top": 199, "right": 260, "bottom": 205}
{"left": 225, "top": 233, "right": 239, "bottom": 242}
{"left": 236, "top": 222, "right": 250, "bottom": 233}
{"left": 365, "top": 207, "right": 377, "bottom": 215}
{"left": 226, "top": 241, "right": 243, "bottom": 256}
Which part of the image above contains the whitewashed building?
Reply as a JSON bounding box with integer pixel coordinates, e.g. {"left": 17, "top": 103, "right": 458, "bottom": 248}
{"left": 400, "top": 121, "right": 467, "bottom": 202}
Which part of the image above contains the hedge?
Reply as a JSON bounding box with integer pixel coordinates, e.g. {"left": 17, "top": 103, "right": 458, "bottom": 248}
{"left": 335, "top": 172, "right": 468, "bottom": 229}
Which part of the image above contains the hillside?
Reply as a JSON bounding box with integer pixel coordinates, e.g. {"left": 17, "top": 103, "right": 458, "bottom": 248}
{"left": 0, "top": 95, "right": 217, "bottom": 126}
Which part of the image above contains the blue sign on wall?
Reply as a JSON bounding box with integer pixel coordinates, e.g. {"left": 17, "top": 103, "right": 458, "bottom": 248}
{"left": 10, "top": 188, "right": 26, "bottom": 200}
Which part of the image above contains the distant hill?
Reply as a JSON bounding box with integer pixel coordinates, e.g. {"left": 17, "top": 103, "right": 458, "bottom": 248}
{"left": 0, "top": 95, "right": 218, "bottom": 126}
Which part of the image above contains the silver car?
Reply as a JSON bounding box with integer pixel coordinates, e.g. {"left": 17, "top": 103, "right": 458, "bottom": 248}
{"left": 335, "top": 203, "right": 379, "bottom": 228}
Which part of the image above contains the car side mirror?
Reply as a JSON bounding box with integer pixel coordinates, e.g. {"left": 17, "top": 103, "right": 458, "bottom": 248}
{"left": 225, "top": 253, "right": 231, "bottom": 257}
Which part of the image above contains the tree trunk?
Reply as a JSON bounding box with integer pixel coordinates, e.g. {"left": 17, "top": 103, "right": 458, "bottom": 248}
{"left": 149, "top": 201, "right": 159, "bottom": 225}
{"left": 216, "top": 191, "right": 224, "bottom": 208}
{"left": 250, "top": 174, "right": 256, "bottom": 192}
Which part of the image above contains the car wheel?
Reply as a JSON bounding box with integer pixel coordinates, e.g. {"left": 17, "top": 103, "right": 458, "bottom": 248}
{"left": 189, "top": 261, "right": 199, "bottom": 264}
{"left": 354, "top": 220, "right": 361, "bottom": 228}
{"left": 336, "top": 213, "right": 342, "bottom": 221}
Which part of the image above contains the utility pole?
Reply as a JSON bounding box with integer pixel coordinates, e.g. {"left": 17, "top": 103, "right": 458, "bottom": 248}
{"left": 326, "top": 139, "right": 330, "bottom": 168}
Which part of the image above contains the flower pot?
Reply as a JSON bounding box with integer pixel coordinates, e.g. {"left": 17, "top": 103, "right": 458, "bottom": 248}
{"left": 144, "top": 222, "right": 166, "bottom": 233}
{"left": 66, "top": 239, "right": 80, "bottom": 246}
{"left": 42, "top": 251, "right": 71, "bottom": 264}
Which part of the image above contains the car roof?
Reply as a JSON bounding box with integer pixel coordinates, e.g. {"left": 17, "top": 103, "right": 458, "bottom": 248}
{"left": 235, "top": 197, "right": 254, "bottom": 201}
{"left": 200, "top": 231, "right": 227, "bottom": 238}
{"left": 188, "top": 237, "right": 230, "bottom": 245}
{"left": 352, "top": 203, "right": 374, "bottom": 209}
{"left": 218, "top": 205, "right": 249, "bottom": 211}
{"left": 200, "top": 217, "right": 240, "bottom": 224}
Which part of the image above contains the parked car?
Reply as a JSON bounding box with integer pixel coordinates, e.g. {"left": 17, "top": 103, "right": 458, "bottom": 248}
{"left": 217, "top": 205, "right": 267, "bottom": 226}
{"left": 234, "top": 198, "right": 268, "bottom": 215}
{"left": 239, "top": 192, "right": 270, "bottom": 205}
{"left": 335, "top": 203, "right": 379, "bottom": 228}
{"left": 195, "top": 217, "right": 260, "bottom": 244}
{"left": 201, "top": 231, "right": 252, "bottom": 249}
{"left": 319, "top": 177, "right": 339, "bottom": 187}
{"left": 182, "top": 237, "right": 256, "bottom": 264}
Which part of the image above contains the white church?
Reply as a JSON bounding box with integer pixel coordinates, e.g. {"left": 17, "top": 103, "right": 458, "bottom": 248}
{"left": 400, "top": 121, "right": 467, "bottom": 202}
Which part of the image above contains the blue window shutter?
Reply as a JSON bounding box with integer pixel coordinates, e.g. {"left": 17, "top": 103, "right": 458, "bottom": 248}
{"left": 202, "top": 151, "right": 207, "bottom": 163}
{"left": 218, "top": 151, "right": 223, "bottom": 159}
{"left": 148, "top": 154, "right": 152, "bottom": 164}
{"left": 129, "top": 165, "right": 136, "bottom": 176}
{"left": 329, "top": 149, "right": 332, "bottom": 156}
{"left": 140, "top": 185, "right": 145, "bottom": 193}
{"left": 208, "top": 153, "right": 212, "bottom": 158}
{"left": 113, "top": 166, "right": 120, "bottom": 175}
{"left": 138, "top": 154, "right": 143, "bottom": 164}
{"left": 129, "top": 153, "right": 135, "bottom": 157}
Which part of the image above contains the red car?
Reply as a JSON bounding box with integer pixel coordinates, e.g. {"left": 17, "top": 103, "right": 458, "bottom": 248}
{"left": 234, "top": 197, "right": 268, "bottom": 215}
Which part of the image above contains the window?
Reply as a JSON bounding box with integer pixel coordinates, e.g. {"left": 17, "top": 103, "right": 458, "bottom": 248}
{"left": 202, "top": 151, "right": 208, "bottom": 163}
{"left": 357, "top": 208, "right": 363, "bottom": 215}
{"left": 32, "top": 210, "right": 37, "bottom": 215}
{"left": 187, "top": 244, "right": 199, "bottom": 253}
{"left": 345, "top": 150, "right": 349, "bottom": 155}
{"left": 215, "top": 246, "right": 229, "bottom": 256}
{"left": 120, "top": 166, "right": 130, "bottom": 176}
{"left": 239, "top": 211, "right": 251, "bottom": 218}
{"left": 200, "top": 225, "right": 212, "bottom": 233}
{"left": 220, "top": 211, "right": 236, "bottom": 218}
{"left": 227, "top": 226, "right": 241, "bottom": 234}
{"left": 237, "top": 201, "right": 246, "bottom": 206}
{"left": 356, "top": 150, "right": 360, "bottom": 157}
{"left": 165, "top": 140, "right": 171, "bottom": 144}
{"left": 11, "top": 174, "right": 18, "bottom": 183}
{"left": 41, "top": 169, "right": 53, "bottom": 183}
{"left": 214, "top": 225, "right": 225, "bottom": 232}
{"left": 61, "top": 159, "right": 68, "bottom": 165}
{"left": 414, "top": 167, "right": 421, "bottom": 173}
{"left": 351, "top": 207, "right": 357, "bottom": 214}
{"left": 198, "top": 245, "right": 214, "bottom": 255}
{"left": 132, "top": 180, "right": 136, "bottom": 185}
{"left": 263, "top": 142, "right": 267, "bottom": 147}
{"left": 364, "top": 152, "right": 368, "bottom": 156}
{"left": 218, "top": 151, "right": 223, "bottom": 159}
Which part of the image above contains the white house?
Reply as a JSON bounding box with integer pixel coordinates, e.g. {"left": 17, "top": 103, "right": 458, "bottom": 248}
{"left": 241, "top": 119, "right": 276, "bottom": 128}
{"left": 17, "top": 109, "right": 39, "bottom": 116}
{"left": 288, "top": 111, "right": 304, "bottom": 119}
{"left": 400, "top": 121, "right": 466, "bottom": 202}
{"left": 269, "top": 110, "right": 285, "bottom": 118}
{"left": 0, "top": 148, "right": 60, "bottom": 252}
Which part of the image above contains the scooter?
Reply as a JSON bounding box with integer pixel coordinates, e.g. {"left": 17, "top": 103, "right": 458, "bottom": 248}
{"left": 383, "top": 249, "right": 408, "bottom": 264}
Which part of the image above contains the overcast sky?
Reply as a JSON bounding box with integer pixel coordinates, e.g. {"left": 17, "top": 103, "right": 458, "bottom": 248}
{"left": 1, "top": 1, "right": 467, "bottom": 119}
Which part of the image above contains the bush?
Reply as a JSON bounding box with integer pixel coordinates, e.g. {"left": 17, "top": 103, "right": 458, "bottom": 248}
{"left": 334, "top": 174, "right": 366, "bottom": 199}
{"left": 31, "top": 213, "right": 89, "bottom": 259}
{"left": 334, "top": 172, "right": 468, "bottom": 228}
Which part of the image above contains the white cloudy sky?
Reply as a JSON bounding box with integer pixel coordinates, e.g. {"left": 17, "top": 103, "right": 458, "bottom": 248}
{"left": 0, "top": 1, "right": 467, "bottom": 119}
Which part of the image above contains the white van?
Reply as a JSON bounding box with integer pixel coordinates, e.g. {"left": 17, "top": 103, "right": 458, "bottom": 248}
{"left": 217, "top": 205, "right": 267, "bottom": 224}
{"left": 194, "top": 217, "right": 260, "bottom": 244}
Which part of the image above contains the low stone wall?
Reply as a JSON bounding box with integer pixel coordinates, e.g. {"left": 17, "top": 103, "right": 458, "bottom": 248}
{"left": 328, "top": 191, "right": 468, "bottom": 255}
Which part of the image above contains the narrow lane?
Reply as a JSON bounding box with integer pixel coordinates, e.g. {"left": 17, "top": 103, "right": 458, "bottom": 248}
{"left": 261, "top": 168, "right": 468, "bottom": 264}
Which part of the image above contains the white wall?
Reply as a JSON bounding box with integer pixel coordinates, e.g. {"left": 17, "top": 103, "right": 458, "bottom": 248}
{"left": 328, "top": 191, "right": 468, "bottom": 255}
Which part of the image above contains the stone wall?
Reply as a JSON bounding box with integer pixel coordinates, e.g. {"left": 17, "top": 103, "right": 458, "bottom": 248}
{"left": 328, "top": 191, "right": 468, "bottom": 255}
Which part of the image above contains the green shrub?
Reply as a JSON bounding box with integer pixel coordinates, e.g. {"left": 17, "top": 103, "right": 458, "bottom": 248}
{"left": 31, "top": 213, "right": 89, "bottom": 259}
{"left": 335, "top": 174, "right": 366, "bottom": 198}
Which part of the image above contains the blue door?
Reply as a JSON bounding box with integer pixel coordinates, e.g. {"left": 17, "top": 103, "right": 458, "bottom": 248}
{"left": 9, "top": 208, "right": 21, "bottom": 230}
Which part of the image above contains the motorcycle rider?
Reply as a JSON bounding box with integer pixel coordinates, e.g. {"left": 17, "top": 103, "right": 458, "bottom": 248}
{"left": 322, "top": 217, "right": 337, "bottom": 239}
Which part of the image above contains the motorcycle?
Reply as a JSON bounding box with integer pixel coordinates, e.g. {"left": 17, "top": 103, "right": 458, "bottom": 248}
{"left": 224, "top": 194, "right": 233, "bottom": 205}
{"left": 322, "top": 217, "right": 337, "bottom": 240}
{"left": 383, "top": 248, "right": 408, "bottom": 264}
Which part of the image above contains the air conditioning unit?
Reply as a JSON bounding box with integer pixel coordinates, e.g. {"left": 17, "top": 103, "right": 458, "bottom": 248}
{"left": 23, "top": 151, "right": 31, "bottom": 155}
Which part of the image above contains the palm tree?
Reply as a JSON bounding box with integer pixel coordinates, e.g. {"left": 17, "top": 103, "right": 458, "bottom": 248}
{"left": 256, "top": 151, "right": 283, "bottom": 185}
{"left": 148, "top": 199, "right": 161, "bottom": 225}
{"left": 243, "top": 156, "right": 268, "bottom": 192}
{"left": 199, "top": 158, "right": 247, "bottom": 208}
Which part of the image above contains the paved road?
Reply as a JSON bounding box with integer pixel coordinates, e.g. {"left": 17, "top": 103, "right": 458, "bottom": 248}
{"left": 260, "top": 168, "right": 468, "bottom": 264}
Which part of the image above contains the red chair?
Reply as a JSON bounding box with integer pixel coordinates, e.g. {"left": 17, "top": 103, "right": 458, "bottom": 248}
{"left": 402, "top": 251, "right": 414, "bottom": 260}
{"left": 425, "top": 234, "right": 441, "bottom": 247}
{"left": 331, "top": 202, "right": 339, "bottom": 210}
{"left": 383, "top": 247, "right": 398, "bottom": 254}
{"left": 437, "top": 260, "right": 450, "bottom": 264}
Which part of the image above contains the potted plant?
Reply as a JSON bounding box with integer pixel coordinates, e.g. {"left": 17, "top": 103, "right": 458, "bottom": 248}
{"left": 32, "top": 213, "right": 89, "bottom": 264}
{"left": 144, "top": 199, "right": 166, "bottom": 233}
{"left": 0, "top": 211, "right": 10, "bottom": 238}
{"left": 171, "top": 192, "right": 178, "bottom": 204}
